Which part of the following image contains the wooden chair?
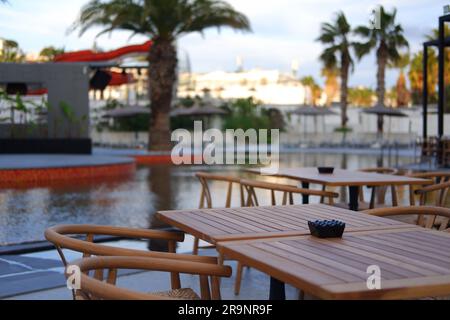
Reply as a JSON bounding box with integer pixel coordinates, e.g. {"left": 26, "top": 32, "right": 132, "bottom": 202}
{"left": 194, "top": 172, "right": 244, "bottom": 255}
{"left": 420, "top": 137, "right": 439, "bottom": 166}
{"left": 365, "top": 206, "right": 450, "bottom": 231}
{"left": 357, "top": 168, "right": 400, "bottom": 210}
{"left": 443, "top": 139, "right": 450, "bottom": 167}
{"left": 232, "top": 178, "right": 339, "bottom": 296}
{"left": 67, "top": 256, "right": 232, "bottom": 300}
{"left": 241, "top": 179, "right": 339, "bottom": 207}
{"left": 45, "top": 225, "right": 219, "bottom": 298}
{"left": 196, "top": 172, "right": 244, "bottom": 209}
{"left": 325, "top": 167, "right": 400, "bottom": 211}
{"left": 414, "top": 181, "right": 450, "bottom": 229}
{"left": 407, "top": 172, "right": 450, "bottom": 205}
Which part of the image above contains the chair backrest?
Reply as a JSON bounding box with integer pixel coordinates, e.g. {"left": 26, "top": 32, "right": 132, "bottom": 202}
{"left": 195, "top": 172, "right": 243, "bottom": 209}
{"left": 69, "top": 256, "right": 232, "bottom": 300}
{"left": 360, "top": 167, "right": 398, "bottom": 175}
{"left": 415, "top": 181, "right": 450, "bottom": 207}
{"left": 365, "top": 206, "right": 450, "bottom": 231}
{"left": 408, "top": 172, "right": 450, "bottom": 184}
{"left": 45, "top": 225, "right": 217, "bottom": 295}
{"left": 45, "top": 225, "right": 191, "bottom": 266}
{"left": 358, "top": 167, "right": 400, "bottom": 205}
{"left": 407, "top": 172, "right": 450, "bottom": 205}
{"left": 240, "top": 179, "right": 339, "bottom": 207}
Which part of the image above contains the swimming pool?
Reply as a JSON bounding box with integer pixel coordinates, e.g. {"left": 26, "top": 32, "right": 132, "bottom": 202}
{"left": 0, "top": 152, "right": 415, "bottom": 245}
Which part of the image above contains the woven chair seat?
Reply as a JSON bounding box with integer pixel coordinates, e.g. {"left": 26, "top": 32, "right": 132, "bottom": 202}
{"left": 152, "top": 288, "right": 200, "bottom": 300}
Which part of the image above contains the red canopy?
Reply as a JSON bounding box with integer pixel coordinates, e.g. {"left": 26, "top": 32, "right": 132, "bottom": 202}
{"left": 54, "top": 41, "right": 152, "bottom": 63}
{"left": 23, "top": 42, "right": 150, "bottom": 95}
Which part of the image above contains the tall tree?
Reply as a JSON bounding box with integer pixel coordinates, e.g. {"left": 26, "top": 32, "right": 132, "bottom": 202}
{"left": 409, "top": 51, "right": 438, "bottom": 105}
{"left": 354, "top": 6, "right": 409, "bottom": 105}
{"left": 72, "top": 0, "right": 250, "bottom": 151}
{"left": 321, "top": 67, "right": 339, "bottom": 107}
{"left": 0, "top": 39, "right": 24, "bottom": 62}
{"left": 39, "top": 46, "right": 65, "bottom": 62}
{"left": 348, "top": 87, "right": 375, "bottom": 107}
{"left": 300, "top": 76, "right": 322, "bottom": 106}
{"left": 354, "top": 6, "right": 408, "bottom": 135}
{"left": 388, "top": 53, "right": 410, "bottom": 107}
{"left": 317, "top": 12, "right": 354, "bottom": 128}
{"left": 427, "top": 25, "right": 450, "bottom": 85}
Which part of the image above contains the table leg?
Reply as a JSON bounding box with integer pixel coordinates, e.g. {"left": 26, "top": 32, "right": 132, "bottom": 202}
{"left": 349, "top": 186, "right": 360, "bottom": 211}
{"left": 302, "top": 182, "right": 310, "bottom": 204}
{"left": 269, "top": 277, "right": 286, "bottom": 300}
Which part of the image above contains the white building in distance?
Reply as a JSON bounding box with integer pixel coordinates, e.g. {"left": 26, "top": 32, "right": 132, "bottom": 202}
{"left": 178, "top": 69, "right": 312, "bottom": 106}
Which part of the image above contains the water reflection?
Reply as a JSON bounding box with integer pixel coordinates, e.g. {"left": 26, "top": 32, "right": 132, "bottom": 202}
{"left": 0, "top": 152, "right": 415, "bottom": 245}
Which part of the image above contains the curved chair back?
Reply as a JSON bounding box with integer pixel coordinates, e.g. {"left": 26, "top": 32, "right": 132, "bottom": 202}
{"left": 196, "top": 172, "right": 244, "bottom": 209}
{"left": 365, "top": 206, "right": 450, "bottom": 231}
{"left": 414, "top": 181, "right": 450, "bottom": 228}
{"left": 358, "top": 167, "right": 400, "bottom": 208}
{"left": 360, "top": 168, "right": 398, "bottom": 175}
{"left": 408, "top": 172, "right": 450, "bottom": 205}
{"left": 408, "top": 172, "right": 450, "bottom": 184}
{"left": 45, "top": 225, "right": 217, "bottom": 294}
{"left": 68, "top": 256, "right": 232, "bottom": 300}
{"left": 240, "top": 179, "right": 339, "bottom": 207}
{"left": 415, "top": 181, "right": 450, "bottom": 207}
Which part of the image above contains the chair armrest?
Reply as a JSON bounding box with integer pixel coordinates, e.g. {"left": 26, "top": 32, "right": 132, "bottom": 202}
{"left": 240, "top": 179, "right": 339, "bottom": 198}
{"left": 415, "top": 181, "right": 450, "bottom": 195}
{"left": 364, "top": 206, "right": 450, "bottom": 219}
{"left": 74, "top": 256, "right": 232, "bottom": 278}
{"left": 44, "top": 227, "right": 218, "bottom": 264}
{"left": 196, "top": 172, "right": 241, "bottom": 183}
{"left": 46, "top": 225, "right": 185, "bottom": 242}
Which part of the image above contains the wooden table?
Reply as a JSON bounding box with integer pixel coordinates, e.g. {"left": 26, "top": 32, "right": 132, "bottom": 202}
{"left": 157, "top": 204, "right": 414, "bottom": 244}
{"left": 158, "top": 204, "right": 418, "bottom": 300}
{"left": 247, "top": 168, "right": 432, "bottom": 211}
{"left": 217, "top": 228, "right": 450, "bottom": 300}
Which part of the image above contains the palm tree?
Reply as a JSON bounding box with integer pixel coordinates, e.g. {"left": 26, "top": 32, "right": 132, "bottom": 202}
{"left": 354, "top": 6, "right": 408, "bottom": 105}
{"left": 0, "top": 39, "right": 24, "bottom": 62}
{"left": 388, "top": 53, "right": 410, "bottom": 107}
{"left": 300, "top": 76, "right": 322, "bottom": 106}
{"left": 427, "top": 26, "right": 450, "bottom": 85}
{"left": 409, "top": 51, "right": 438, "bottom": 105}
{"left": 39, "top": 46, "right": 65, "bottom": 62}
{"left": 354, "top": 6, "right": 408, "bottom": 136}
{"left": 317, "top": 12, "right": 354, "bottom": 129}
{"left": 348, "top": 87, "right": 375, "bottom": 107}
{"left": 72, "top": 0, "right": 250, "bottom": 151}
{"left": 321, "top": 67, "right": 339, "bottom": 107}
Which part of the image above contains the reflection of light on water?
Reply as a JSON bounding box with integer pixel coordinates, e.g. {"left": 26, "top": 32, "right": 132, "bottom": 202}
{"left": 0, "top": 152, "right": 415, "bottom": 246}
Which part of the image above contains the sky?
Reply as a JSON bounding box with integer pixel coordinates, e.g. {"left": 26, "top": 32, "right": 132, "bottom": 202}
{"left": 0, "top": 0, "right": 448, "bottom": 88}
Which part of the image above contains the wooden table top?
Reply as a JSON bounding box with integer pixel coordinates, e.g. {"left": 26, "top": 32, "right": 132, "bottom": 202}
{"left": 247, "top": 167, "right": 432, "bottom": 187}
{"left": 217, "top": 228, "right": 450, "bottom": 300}
{"left": 157, "top": 204, "right": 415, "bottom": 244}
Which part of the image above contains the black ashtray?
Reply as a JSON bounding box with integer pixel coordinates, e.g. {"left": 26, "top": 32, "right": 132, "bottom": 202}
{"left": 308, "top": 220, "right": 346, "bottom": 239}
{"left": 318, "top": 167, "right": 335, "bottom": 174}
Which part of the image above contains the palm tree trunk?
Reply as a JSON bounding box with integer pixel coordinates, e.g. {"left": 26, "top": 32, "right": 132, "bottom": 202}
{"left": 376, "top": 44, "right": 387, "bottom": 139}
{"left": 340, "top": 63, "right": 349, "bottom": 129}
{"left": 148, "top": 38, "right": 177, "bottom": 151}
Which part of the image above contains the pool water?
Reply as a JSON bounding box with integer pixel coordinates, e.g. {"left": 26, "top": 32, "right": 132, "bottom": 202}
{"left": 0, "top": 152, "right": 415, "bottom": 245}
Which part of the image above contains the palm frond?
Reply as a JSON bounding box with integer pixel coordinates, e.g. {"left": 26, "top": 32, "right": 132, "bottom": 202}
{"left": 71, "top": 0, "right": 250, "bottom": 41}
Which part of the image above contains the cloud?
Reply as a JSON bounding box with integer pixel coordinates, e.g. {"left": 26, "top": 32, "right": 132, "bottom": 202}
{"left": 0, "top": 0, "right": 447, "bottom": 88}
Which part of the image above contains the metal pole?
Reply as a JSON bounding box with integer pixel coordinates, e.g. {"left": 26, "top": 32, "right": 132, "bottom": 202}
{"left": 438, "top": 17, "right": 446, "bottom": 165}
{"left": 423, "top": 44, "right": 428, "bottom": 140}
